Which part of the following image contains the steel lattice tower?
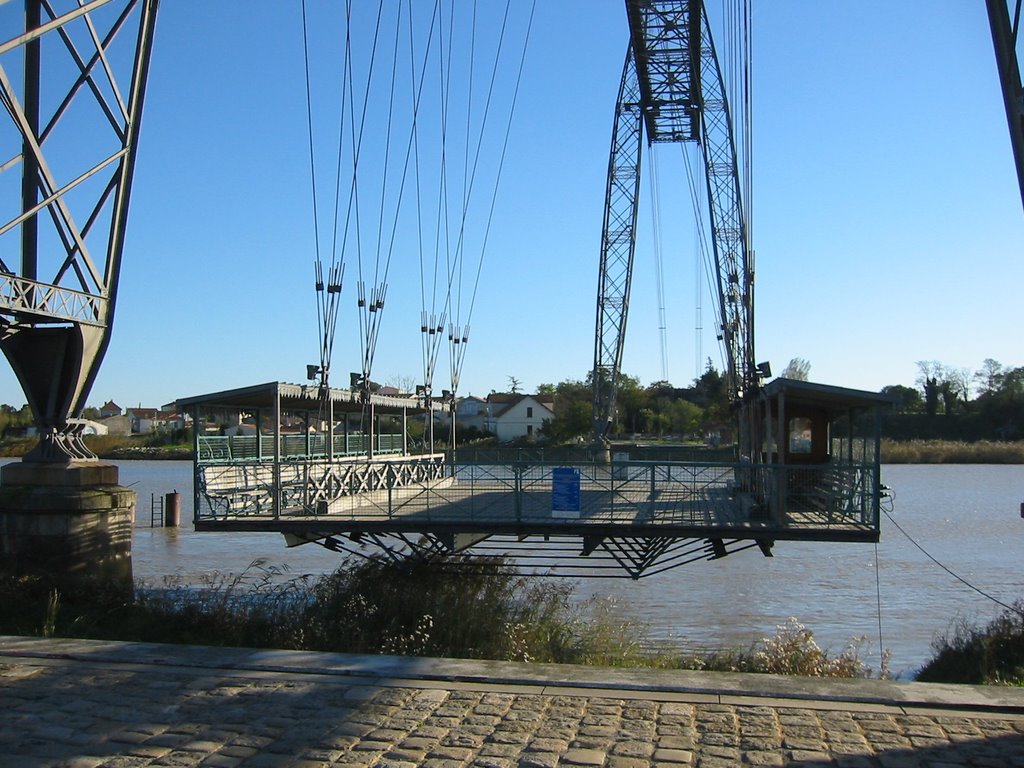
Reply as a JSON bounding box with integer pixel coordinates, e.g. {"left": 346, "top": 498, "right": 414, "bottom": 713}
{"left": 592, "top": 0, "right": 753, "bottom": 444}
{"left": 0, "top": 0, "right": 159, "bottom": 461}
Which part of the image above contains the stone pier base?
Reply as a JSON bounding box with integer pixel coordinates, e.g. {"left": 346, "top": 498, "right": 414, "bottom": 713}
{"left": 0, "top": 461, "right": 135, "bottom": 594}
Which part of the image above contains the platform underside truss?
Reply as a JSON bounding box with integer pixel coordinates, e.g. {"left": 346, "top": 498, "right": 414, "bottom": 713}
{"left": 287, "top": 530, "right": 775, "bottom": 580}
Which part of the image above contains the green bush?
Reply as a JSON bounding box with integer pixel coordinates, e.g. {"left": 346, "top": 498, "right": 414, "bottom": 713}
{"left": 299, "top": 555, "right": 578, "bottom": 661}
{"left": 917, "top": 602, "right": 1024, "bottom": 685}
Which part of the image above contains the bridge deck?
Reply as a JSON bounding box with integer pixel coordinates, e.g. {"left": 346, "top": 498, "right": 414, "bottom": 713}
{"left": 193, "top": 458, "right": 879, "bottom": 544}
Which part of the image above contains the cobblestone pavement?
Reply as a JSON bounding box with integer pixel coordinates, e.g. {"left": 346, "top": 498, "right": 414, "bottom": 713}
{"left": 1, "top": 639, "right": 1024, "bottom": 768}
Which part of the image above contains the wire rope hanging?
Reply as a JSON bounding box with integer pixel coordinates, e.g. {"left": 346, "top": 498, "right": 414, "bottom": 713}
{"left": 646, "top": 143, "right": 670, "bottom": 383}
{"left": 298, "top": 0, "right": 536, "bottom": 454}
{"left": 412, "top": 0, "right": 537, "bottom": 448}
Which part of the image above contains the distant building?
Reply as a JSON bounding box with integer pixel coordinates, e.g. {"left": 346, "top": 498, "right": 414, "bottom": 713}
{"left": 99, "top": 400, "right": 123, "bottom": 419}
{"left": 455, "top": 395, "right": 489, "bottom": 431}
{"left": 485, "top": 393, "right": 555, "bottom": 442}
{"left": 80, "top": 419, "right": 108, "bottom": 436}
{"left": 98, "top": 415, "right": 131, "bottom": 436}
{"left": 126, "top": 407, "right": 185, "bottom": 435}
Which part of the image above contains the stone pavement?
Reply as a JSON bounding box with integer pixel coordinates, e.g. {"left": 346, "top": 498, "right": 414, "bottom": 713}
{"left": 2, "top": 636, "right": 1023, "bottom": 768}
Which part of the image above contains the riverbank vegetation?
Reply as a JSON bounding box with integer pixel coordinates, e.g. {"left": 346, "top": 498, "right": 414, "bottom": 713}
{"left": 0, "top": 431, "right": 192, "bottom": 460}
{"left": 532, "top": 357, "right": 1024, "bottom": 461}
{"left": 917, "top": 601, "right": 1024, "bottom": 685}
{"left": 880, "top": 439, "right": 1024, "bottom": 464}
{"left": 0, "top": 556, "right": 887, "bottom": 679}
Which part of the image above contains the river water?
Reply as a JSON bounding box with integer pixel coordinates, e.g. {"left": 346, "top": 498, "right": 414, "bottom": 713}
{"left": 65, "top": 461, "right": 1024, "bottom": 678}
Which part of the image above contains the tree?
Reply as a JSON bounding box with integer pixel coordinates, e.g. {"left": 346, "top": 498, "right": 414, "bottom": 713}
{"left": 539, "top": 378, "right": 591, "bottom": 442}
{"left": 975, "top": 359, "right": 1004, "bottom": 396}
{"left": 917, "top": 361, "right": 950, "bottom": 417}
{"left": 947, "top": 367, "right": 972, "bottom": 408}
{"left": 670, "top": 399, "right": 703, "bottom": 436}
{"left": 614, "top": 373, "right": 646, "bottom": 435}
{"left": 507, "top": 376, "right": 522, "bottom": 394}
{"left": 386, "top": 373, "right": 417, "bottom": 394}
{"left": 915, "top": 361, "right": 970, "bottom": 417}
{"left": 690, "top": 359, "right": 727, "bottom": 409}
{"left": 880, "top": 384, "right": 922, "bottom": 414}
{"left": 974, "top": 364, "right": 1024, "bottom": 438}
{"left": 0, "top": 403, "right": 32, "bottom": 437}
{"left": 919, "top": 375, "right": 940, "bottom": 417}
{"left": 779, "top": 357, "right": 811, "bottom": 381}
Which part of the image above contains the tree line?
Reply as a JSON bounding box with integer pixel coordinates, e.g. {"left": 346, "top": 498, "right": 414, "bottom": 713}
{"left": 881, "top": 359, "right": 1024, "bottom": 441}
{"left": 535, "top": 361, "right": 733, "bottom": 443}
{"left": 533, "top": 356, "right": 1024, "bottom": 445}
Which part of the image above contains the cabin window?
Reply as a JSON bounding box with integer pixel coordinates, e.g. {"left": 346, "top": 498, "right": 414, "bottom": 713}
{"left": 788, "top": 417, "right": 813, "bottom": 454}
{"left": 527, "top": 406, "right": 533, "bottom": 418}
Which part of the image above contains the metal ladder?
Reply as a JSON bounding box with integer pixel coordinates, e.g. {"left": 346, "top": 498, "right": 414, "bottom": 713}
{"left": 150, "top": 493, "right": 164, "bottom": 528}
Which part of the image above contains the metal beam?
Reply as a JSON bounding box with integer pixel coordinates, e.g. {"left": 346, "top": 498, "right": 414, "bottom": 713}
{"left": 0, "top": 0, "right": 160, "bottom": 462}
{"left": 987, "top": 0, "right": 1024, "bottom": 210}
{"left": 592, "top": 47, "right": 644, "bottom": 442}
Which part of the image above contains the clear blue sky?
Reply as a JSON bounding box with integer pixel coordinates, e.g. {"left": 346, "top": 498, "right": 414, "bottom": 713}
{"left": 2, "top": 1, "right": 1021, "bottom": 410}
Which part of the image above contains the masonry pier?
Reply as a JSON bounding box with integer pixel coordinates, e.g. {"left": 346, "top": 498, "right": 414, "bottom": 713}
{"left": 0, "top": 462, "right": 135, "bottom": 594}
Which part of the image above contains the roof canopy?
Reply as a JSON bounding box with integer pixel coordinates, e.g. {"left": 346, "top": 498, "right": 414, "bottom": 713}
{"left": 177, "top": 381, "right": 429, "bottom": 415}
{"left": 759, "top": 378, "right": 898, "bottom": 414}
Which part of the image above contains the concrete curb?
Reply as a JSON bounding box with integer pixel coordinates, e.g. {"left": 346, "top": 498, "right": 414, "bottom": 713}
{"left": 3, "top": 634, "right": 1023, "bottom": 716}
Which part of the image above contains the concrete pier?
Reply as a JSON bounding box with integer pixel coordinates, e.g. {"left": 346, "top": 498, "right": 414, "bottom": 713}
{"left": 0, "top": 461, "right": 135, "bottom": 593}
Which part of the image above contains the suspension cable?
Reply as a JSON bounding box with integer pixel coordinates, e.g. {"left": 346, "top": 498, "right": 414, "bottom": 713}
{"left": 446, "top": 0, "right": 536, "bottom": 397}
{"left": 681, "top": 142, "right": 727, "bottom": 377}
{"left": 647, "top": 143, "right": 670, "bottom": 382}
{"left": 300, "top": 0, "right": 330, "bottom": 387}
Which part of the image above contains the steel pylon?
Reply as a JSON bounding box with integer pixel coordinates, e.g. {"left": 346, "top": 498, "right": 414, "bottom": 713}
{"left": 987, "top": 0, "right": 1024, "bottom": 211}
{"left": 592, "top": 0, "right": 753, "bottom": 443}
{"left": 0, "top": 0, "right": 159, "bottom": 461}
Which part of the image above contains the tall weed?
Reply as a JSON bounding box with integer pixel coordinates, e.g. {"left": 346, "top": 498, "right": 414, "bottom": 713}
{"left": 917, "top": 602, "right": 1024, "bottom": 684}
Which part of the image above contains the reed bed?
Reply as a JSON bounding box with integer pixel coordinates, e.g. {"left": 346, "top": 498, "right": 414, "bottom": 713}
{"left": 881, "top": 439, "right": 1024, "bottom": 464}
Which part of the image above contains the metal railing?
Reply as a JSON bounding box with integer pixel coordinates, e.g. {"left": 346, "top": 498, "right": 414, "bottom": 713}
{"left": 197, "top": 433, "right": 406, "bottom": 463}
{"left": 195, "top": 453, "right": 449, "bottom": 520}
{"left": 195, "top": 456, "right": 880, "bottom": 535}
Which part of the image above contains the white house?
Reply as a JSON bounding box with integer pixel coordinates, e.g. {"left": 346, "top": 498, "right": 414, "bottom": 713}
{"left": 455, "top": 395, "right": 489, "bottom": 431}
{"left": 486, "top": 393, "right": 554, "bottom": 442}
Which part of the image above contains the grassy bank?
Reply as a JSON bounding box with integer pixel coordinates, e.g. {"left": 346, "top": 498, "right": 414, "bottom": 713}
{"left": 0, "top": 556, "right": 886, "bottom": 679}
{"left": 0, "top": 433, "right": 191, "bottom": 460}
{"left": 881, "top": 439, "right": 1024, "bottom": 464}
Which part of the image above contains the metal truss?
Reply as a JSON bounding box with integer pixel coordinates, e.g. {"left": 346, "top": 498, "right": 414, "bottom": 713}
{"left": 593, "top": 0, "right": 753, "bottom": 440}
{"left": 987, "top": 0, "right": 1024, "bottom": 210}
{"left": 295, "top": 529, "right": 774, "bottom": 579}
{"left": 694, "top": 8, "right": 753, "bottom": 402}
{"left": 592, "top": 47, "right": 643, "bottom": 441}
{"left": 196, "top": 455, "right": 449, "bottom": 520}
{"left": 0, "top": 0, "right": 159, "bottom": 461}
